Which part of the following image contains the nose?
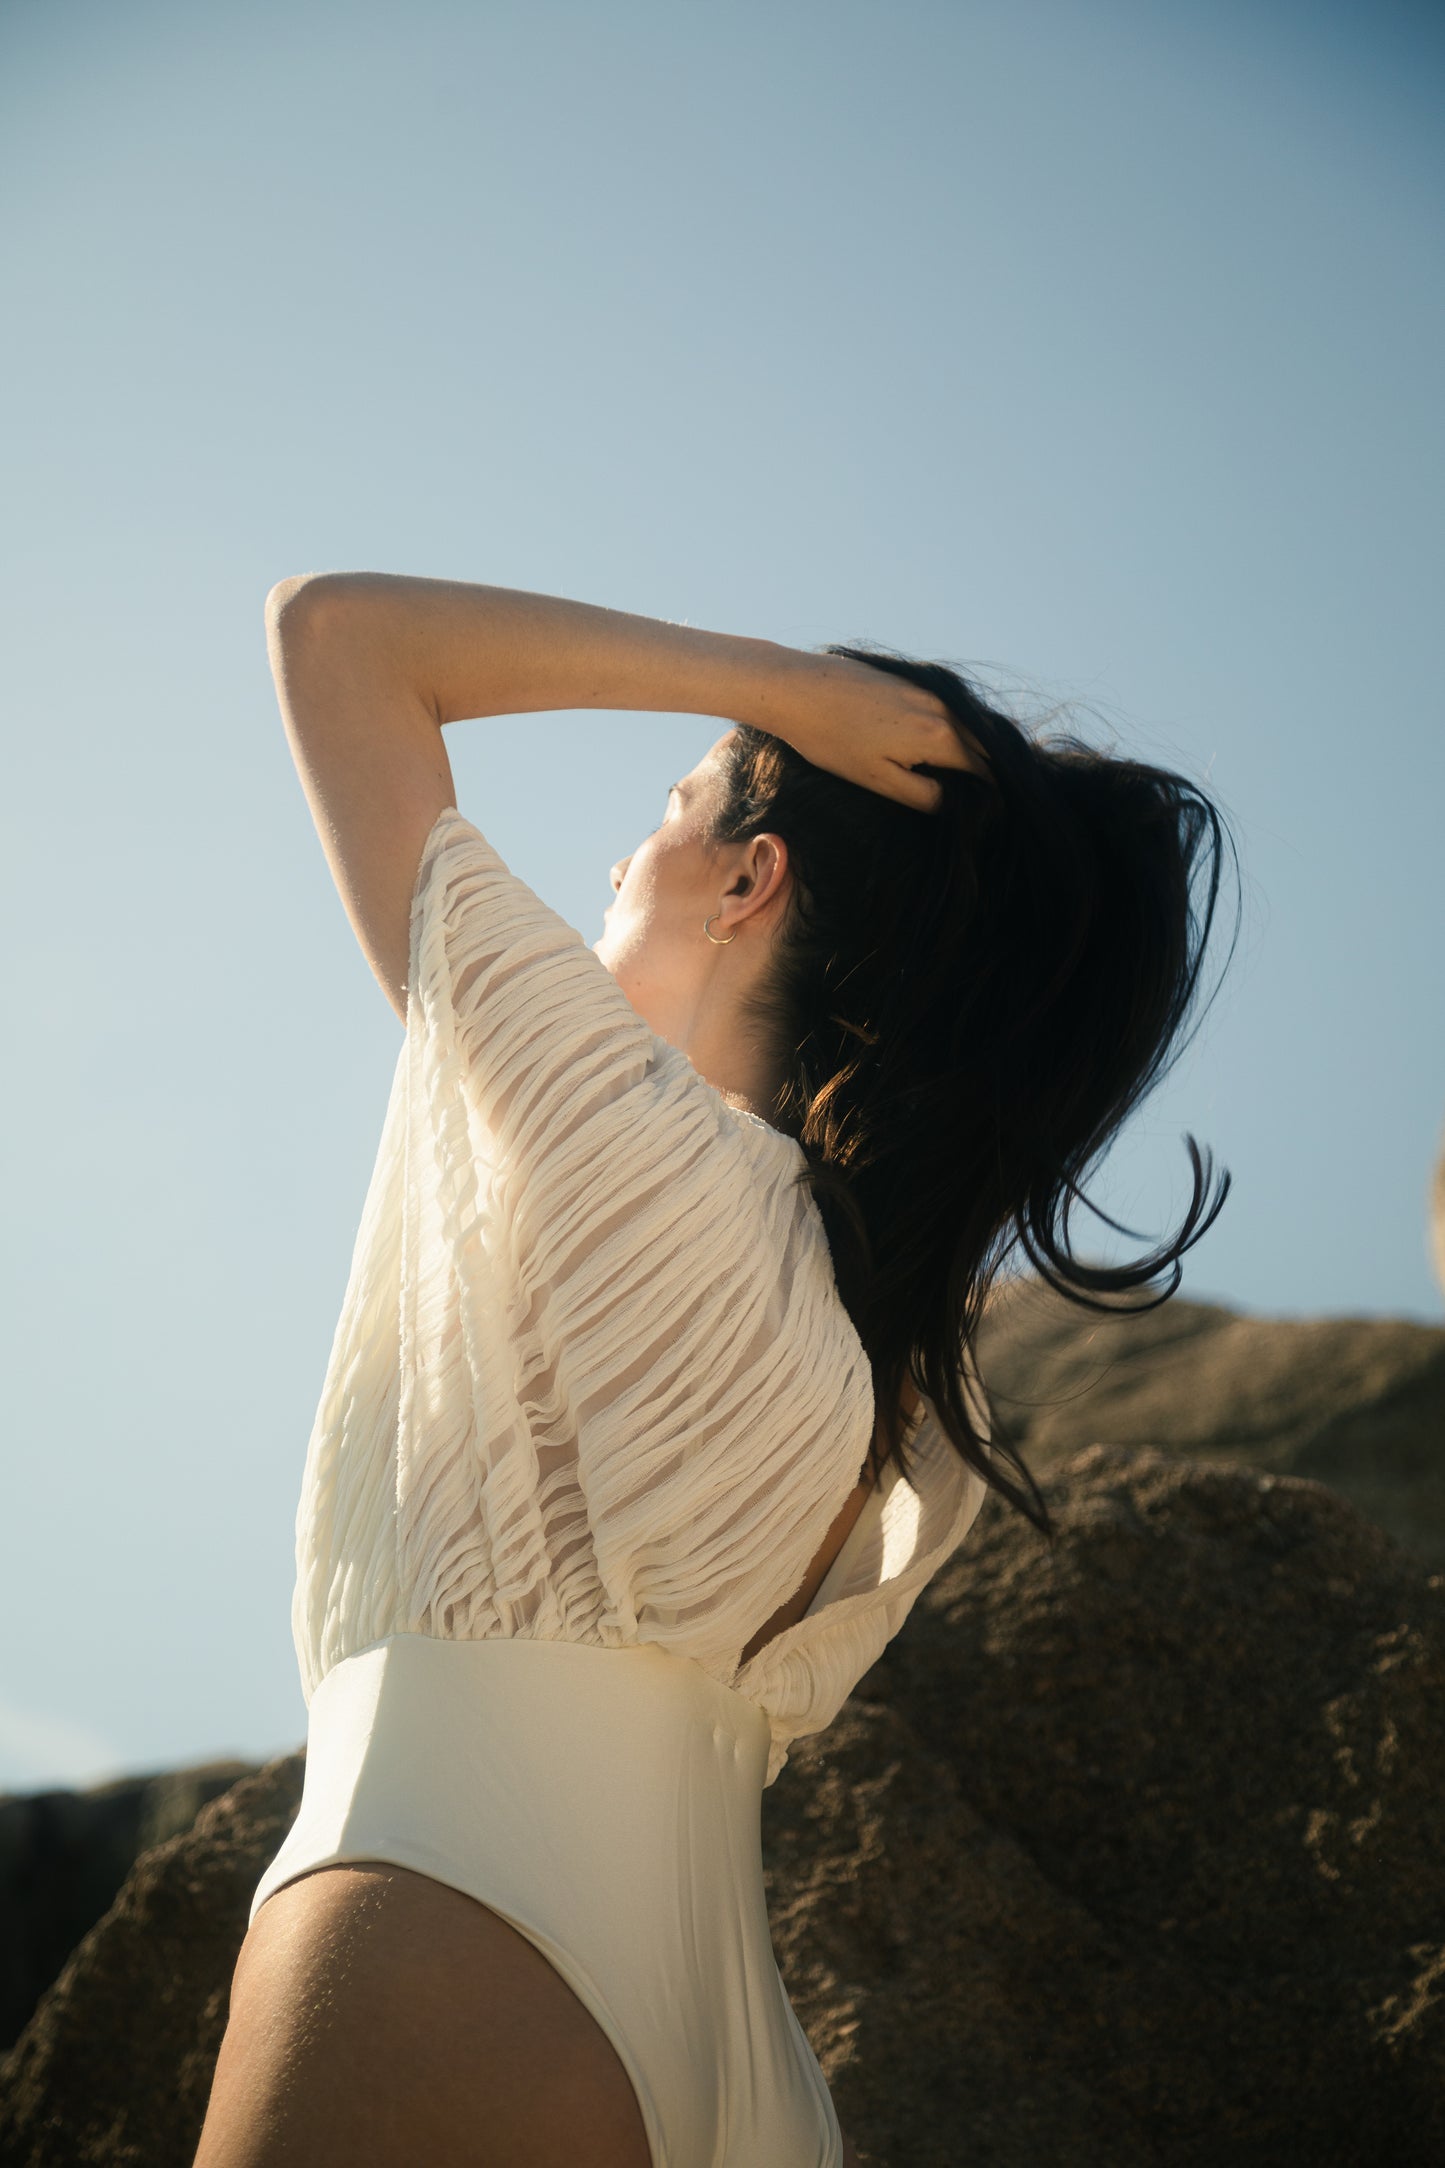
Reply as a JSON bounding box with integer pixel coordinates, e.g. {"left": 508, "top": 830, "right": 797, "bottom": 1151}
{"left": 610, "top": 858, "right": 629, "bottom": 894}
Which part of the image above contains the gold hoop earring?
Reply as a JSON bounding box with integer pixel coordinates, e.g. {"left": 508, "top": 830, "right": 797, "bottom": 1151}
{"left": 703, "top": 912, "right": 737, "bottom": 945}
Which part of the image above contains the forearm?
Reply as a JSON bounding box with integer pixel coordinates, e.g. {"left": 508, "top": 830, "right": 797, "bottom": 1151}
{"left": 268, "top": 571, "right": 802, "bottom": 732}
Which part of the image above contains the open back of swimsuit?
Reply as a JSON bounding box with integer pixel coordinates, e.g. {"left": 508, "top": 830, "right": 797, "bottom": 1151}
{"left": 250, "top": 806, "right": 992, "bottom": 2168}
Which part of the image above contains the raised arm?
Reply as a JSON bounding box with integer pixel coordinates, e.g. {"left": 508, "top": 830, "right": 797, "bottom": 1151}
{"left": 264, "top": 572, "right": 981, "bottom": 1020}
{"left": 269, "top": 571, "right": 792, "bottom": 734}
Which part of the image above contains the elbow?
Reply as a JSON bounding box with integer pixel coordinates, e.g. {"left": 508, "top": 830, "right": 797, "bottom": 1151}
{"left": 264, "top": 571, "right": 345, "bottom": 637}
{"left": 264, "top": 573, "right": 315, "bottom": 633}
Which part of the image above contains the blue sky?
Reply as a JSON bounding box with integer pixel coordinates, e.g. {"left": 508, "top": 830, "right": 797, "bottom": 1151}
{"left": 1, "top": 0, "right": 1441, "bottom": 1793}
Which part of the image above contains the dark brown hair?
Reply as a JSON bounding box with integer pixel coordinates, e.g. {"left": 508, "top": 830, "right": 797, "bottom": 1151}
{"left": 707, "top": 646, "right": 1241, "bottom": 1542}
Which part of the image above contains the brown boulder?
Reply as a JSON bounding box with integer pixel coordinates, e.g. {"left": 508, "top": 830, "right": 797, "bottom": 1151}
{"left": 0, "top": 1756, "right": 303, "bottom": 2167}
{"left": 974, "top": 1280, "right": 1445, "bottom": 1565}
{"left": 776, "top": 1443, "right": 1445, "bottom": 2165}
{"left": 0, "top": 1761, "right": 256, "bottom": 2053}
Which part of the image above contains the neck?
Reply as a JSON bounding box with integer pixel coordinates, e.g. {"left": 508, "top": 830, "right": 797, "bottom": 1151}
{"left": 684, "top": 1021, "right": 787, "bottom": 1134}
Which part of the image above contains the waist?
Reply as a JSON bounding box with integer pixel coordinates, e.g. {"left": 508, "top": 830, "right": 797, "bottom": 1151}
{"left": 251, "top": 1633, "right": 773, "bottom": 1926}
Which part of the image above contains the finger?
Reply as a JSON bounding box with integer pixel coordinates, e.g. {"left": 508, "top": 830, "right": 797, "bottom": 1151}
{"left": 941, "top": 736, "right": 994, "bottom": 782}
{"left": 910, "top": 704, "right": 992, "bottom": 777}
{"left": 938, "top": 726, "right": 993, "bottom": 778}
{"left": 894, "top": 764, "right": 945, "bottom": 812}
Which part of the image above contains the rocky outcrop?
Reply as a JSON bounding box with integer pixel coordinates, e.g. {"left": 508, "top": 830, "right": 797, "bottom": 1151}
{"left": 0, "top": 1762, "right": 255, "bottom": 2054}
{"left": 3, "top": 1444, "right": 1441, "bottom": 2167}
{"left": 774, "top": 1443, "right": 1445, "bottom": 2166}
{"left": 973, "top": 1277, "right": 1445, "bottom": 1567}
{"left": 0, "top": 1756, "right": 303, "bottom": 2167}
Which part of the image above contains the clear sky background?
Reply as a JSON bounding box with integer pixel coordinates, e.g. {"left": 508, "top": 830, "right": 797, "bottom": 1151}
{"left": 2, "top": 0, "right": 1441, "bottom": 1794}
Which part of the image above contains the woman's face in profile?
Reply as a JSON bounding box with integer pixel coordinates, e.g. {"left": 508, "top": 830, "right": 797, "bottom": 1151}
{"left": 590, "top": 733, "right": 735, "bottom": 1040}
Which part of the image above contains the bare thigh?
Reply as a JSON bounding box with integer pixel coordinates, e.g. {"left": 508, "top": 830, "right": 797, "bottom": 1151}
{"left": 192, "top": 1863, "right": 653, "bottom": 2168}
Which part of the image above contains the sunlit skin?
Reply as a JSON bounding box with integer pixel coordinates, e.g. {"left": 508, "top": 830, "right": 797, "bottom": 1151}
{"left": 590, "top": 728, "right": 793, "bottom": 1128}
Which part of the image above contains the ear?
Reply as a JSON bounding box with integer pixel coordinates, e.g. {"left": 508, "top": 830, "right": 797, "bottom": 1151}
{"left": 732, "top": 832, "right": 791, "bottom": 920}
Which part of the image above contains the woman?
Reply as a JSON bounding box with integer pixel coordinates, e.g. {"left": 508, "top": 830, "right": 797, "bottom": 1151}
{"left": 194, "top": 574, "right": 1236, "bottom": 2167}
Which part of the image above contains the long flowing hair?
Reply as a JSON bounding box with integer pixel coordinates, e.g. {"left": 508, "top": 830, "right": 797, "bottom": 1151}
{"left": 708, "top": 647, "right": 1242, "bottom": 1542}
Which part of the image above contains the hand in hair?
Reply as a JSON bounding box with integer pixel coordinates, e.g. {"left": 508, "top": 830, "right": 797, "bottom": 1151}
{"left": 753, "top": 647, "right": 993, "bottom": 812}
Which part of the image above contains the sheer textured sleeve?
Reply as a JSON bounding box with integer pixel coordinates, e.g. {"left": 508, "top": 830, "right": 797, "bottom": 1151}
{"left": 404, "top": 803, "right": 670, "bottom": 1187}
{"left": 391, "top": 803, "right": 869, "bottom": 1661}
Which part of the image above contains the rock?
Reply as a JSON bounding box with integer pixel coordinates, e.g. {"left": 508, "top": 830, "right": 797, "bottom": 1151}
{"left": 974, "top": 1281, "right": 1445, "bottom": 1567}
{"left": 775, "top": 1446, "right": 1445, "bottom": 2166}
{"left": 0, "top": 1755, "right": 303, "bottom": 2168}
{"left": 3, "top": 1449, "right": 1441, "bottom": 2167}
{"left": 0, "top": 1761, "right": 257, "bottom": 2053}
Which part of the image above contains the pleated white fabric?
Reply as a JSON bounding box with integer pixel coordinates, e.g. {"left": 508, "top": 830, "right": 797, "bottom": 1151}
{"left": 289, "top": 802, "right": 991, "bottom": 1787}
